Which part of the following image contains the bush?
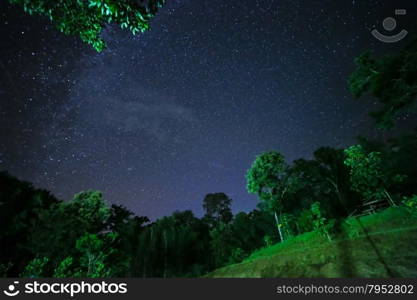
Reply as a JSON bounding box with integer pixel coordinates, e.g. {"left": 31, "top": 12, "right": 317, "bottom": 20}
{"left": 228, "top": 248, "right": 247, "bottom": 264}
{"left": 343, "top": 219, "right": 362, "bottom": 239}
{"left": 403, "top": 195, "right": 417, "bottom": 216}
{"left": 263, "top": 235, "right": 274, "bottom": 247}
{"left": 296, "top": 209, "right": 314, "bottom": 233}
{"left": 311, "top": 202, "right": 334, "bottom": 242}
{"left": 21, "top": 257, "right": 49, "bottom": 277}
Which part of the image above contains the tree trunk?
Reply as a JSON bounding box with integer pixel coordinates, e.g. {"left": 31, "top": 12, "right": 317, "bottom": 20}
{"left": 87, "top": 254, "right": 93, "bottom": 276}
{"left": 326, "top": 231, "right": 332, "bottom": 242}
{"left": 163, "top": 230, "right": 168, "bottom": 278}
{"left": 383, "top": 188, "right": 396, "bottom": 207}
{"left": 274, "top": 211, "right": 284, "bottom": 242}
{"left": 327, "top": 178, "right": 342, "bottom": 203}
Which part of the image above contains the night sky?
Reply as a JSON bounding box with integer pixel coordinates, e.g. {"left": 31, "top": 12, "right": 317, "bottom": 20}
{"left": 1, "top": 0, "right": 416, "bottom": 219}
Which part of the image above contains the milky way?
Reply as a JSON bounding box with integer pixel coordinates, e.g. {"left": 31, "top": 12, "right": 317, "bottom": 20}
{"left": 1, "top": 0, "right": 416, "bottom": 219}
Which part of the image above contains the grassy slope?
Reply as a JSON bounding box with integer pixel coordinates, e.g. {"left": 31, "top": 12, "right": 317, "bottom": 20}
{"left": 206, "top": 207, "right": 417, "bottom": 277}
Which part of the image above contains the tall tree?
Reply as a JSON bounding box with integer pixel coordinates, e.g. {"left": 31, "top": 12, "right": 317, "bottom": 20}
{"left": 246, "top": 151, "right": 297, "bottom": 242}
{"left": 313, "top": 147, "right": 360, "bottom": 215}
{"left": 7, "top": 0, "right": 166, "bottom": 51}
{"left": 344, "top": 145, "right": 405, "bottom": 206}
{"left": 29, "top": 190, "right": 111, "bottom": 266}
{"left": 358, "top": 132, "right": 417, "bottom": 198}
{"left": 202, "top": 193, "right": 233, "bottom": 226}
{"left": 106, "top": 204, "right": 149, "bottom": 276}
{"left": 0, "top": 172, "right": 60, "bottom": 276}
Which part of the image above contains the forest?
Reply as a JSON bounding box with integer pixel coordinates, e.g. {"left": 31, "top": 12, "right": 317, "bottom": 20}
{"left": 1, "top": 1, "right": 417, "bottom": 278}
{"left": 1, "top": 37, "right": 417, "bottom": 275}
{"left": 2, "top": 125, "right": 417, "bottom": 277}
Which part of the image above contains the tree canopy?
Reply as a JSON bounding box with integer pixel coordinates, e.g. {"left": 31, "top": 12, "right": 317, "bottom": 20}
{"left": 203, "top": 193, "right": 233, "bottom": 226}
{"left": 344, "top": 145, "right": 406, "bottom": 206}
{"left": 7, "top": 0, "right": 166, "bottom": 51}
{"left": 348, "top": 39, "right": 417, "bottom": 129}
{"left": 246, "top": 151, "right": 292, "bottom": 213}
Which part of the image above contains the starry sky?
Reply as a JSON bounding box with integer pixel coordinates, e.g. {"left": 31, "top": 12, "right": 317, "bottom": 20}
{"left": 1, "top": 0, "right": 416, "bottom": 219}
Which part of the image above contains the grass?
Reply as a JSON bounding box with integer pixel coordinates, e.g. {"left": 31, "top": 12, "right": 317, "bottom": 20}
{"left": 205, "top": 206, "right": 417, "bottom": 278}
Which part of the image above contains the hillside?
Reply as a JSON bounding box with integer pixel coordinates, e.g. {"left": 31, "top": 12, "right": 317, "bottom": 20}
{"left": 206, "top": 207, "right": 417, "bottom": 278}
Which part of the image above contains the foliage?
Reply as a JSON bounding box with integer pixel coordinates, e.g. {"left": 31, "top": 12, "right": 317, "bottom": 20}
{"left": 247, "top": 147, "right": 358, "bottom": 234}
{"left": 130, "top": 210, "right": 213, "bottom": 277}
{"left": 228, "top": 248, "right": 247, "bottom": 264}
{"left": 209, "top": 222, "right": 235, "bottom": 268}
{"left": 279, "top": 213, "right": 295, "bottom": 240}
{"left": 28, "top": 190, "right": 111, "bottom": 267}
{"left": 3, "top": 33, "right": 417, "bottom": 279}
{"left": 263, "top": 235, "right": 274, "bottom": 247}
{"left": 344, "top": 145, "right": 405, "bottom": 205}
{"left": 310, "top": 202, "right": 334, "bottom": 242}
{"left": 202, "top": 193, "right": 233, "bottom": 226}
{"left": 207, "top": 206, "right": 417, "bottom": 278}
{"left": 357, "top": 132, "right": 417, "bottom": 199}
{"left": 23, "top": 232, "right": 126, "bottom": 278}
{"left": 402, "top": 195, "right": 417, "bottom": 216}
{"left": 312, "top": 147, "right": 360, "bottom": 215}
{"left": 21, "top": 257, "right": 49, "bottom": 277}
{"left": 0, "top": 172, "right": 60, "bottom": 276}
{"left": 53, "top": 257, "right": 78, "bottom": 278}
{"left": 106, "top": 204, "right": 149, "bottom": 276}
{"left": 246, "top": 151, "right": 302, "bottom": 214}
{"left": 7, "top": 0, "right": 166, "bottom": 51}
{"left": 348, "top": 39, "right": 417, "bottom": 129}
{"left": 75, "top": 233, "right": 112, "bottom": 277}
{"left": 296, "top": 209, "right": 314, "bottom": 233}
{"left": 2, "top": 138, "right": 417, "bottom": 278}
{"left": 343, "top": 218, "right": 362, "bottom": 239}
{"left": 71, "top": 190, "right": 112, "bottom": 227}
